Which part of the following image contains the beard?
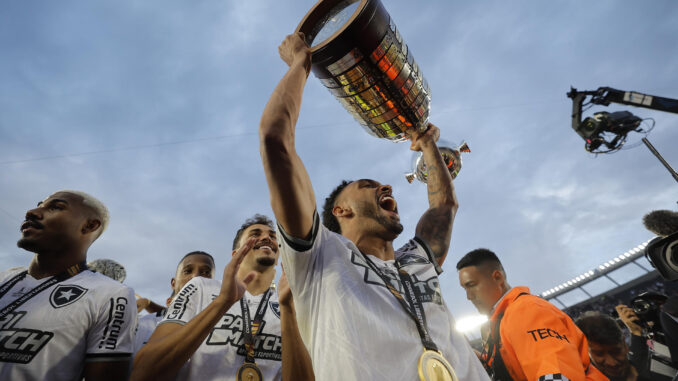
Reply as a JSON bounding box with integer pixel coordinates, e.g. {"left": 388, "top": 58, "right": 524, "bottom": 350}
{"left": 256, "top": 256, "right": 276, "bottom": 267}
{"left": 17, "top": 235, "right": 49, "bottom": 254}
{"left": 18, "top": 231, "right": 73, "bottom": 256}
{"left": 355, "top": 201, "right": 404, "bottom": 237}
{"left": 17, "top": 237, "right": 39, "bottom": 253}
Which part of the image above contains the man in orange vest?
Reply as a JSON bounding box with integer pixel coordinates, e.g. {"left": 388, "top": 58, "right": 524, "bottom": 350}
{"left": 457, "top": 248, "right": 608, "bottom": 381}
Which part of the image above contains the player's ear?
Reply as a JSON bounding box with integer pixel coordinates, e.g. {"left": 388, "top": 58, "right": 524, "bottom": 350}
{"left": 333, "top": 205, "right": 353, "bottom": 217}
{"left": 82, "top": 219, "right": 101, "bottom": 235}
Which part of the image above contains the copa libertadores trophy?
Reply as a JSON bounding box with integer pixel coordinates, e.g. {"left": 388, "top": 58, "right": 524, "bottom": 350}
{"left": 297, "top": 0, "right": 468, "bottom": 185}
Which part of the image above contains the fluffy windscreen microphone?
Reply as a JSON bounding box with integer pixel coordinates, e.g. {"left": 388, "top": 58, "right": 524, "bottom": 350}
{"left": 88, "top": 258, "right": 127, "bottom": 282}
{"left": 643, "top": 210, "right": 678, "bottom": 237}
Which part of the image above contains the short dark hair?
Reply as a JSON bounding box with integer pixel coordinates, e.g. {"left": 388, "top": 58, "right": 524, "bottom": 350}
{"left": 575, "top": 311, "right": 624, "bottom": 346}
{"left": 232, "top": 214, "right": 275, "bottom": 250}
{"left": 322, "top": 180, "right": 353, "bottom": 234}
{"left": 456, "top": 248, "right": 505, "bottom": 273}
{"left": 176, "top": 251, "right": 215, "bottom": 272}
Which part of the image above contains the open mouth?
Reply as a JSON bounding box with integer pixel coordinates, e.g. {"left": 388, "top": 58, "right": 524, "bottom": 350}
{"left": 378, "top": 194, "right": 398, "bottom": 214}
{"left": 20, "top": 220, "right": 43, "bottom": 233}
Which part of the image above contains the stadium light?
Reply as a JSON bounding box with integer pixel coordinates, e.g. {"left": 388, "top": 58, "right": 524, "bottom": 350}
{"left": 540, "top": 238, "right": 655, "bottom": 299}
{"left": 455, "top": 314, "right": 488, "bottom": 334}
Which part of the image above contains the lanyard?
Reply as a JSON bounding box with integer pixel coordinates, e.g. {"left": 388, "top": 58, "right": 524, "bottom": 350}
{"left": 0, "top": 261, "right": 88, "bottom": 319}
{"left": 359, "top": 252, "right": 439, "bottom": 352}
{"left": 239, "top": 287, "right": 273, "bottom": 363}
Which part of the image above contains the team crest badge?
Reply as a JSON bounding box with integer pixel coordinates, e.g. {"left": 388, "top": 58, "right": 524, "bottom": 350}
{"left": 269, "top": 301, "right": 281, "bottom": 319}
{"left": 49, "top": 284, "right": 88, "bottom": 308}
{"left": 397, "top": 253, "right": 429, "bottom": 266}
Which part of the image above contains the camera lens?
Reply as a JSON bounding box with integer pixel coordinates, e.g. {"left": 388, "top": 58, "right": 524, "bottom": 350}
{"left": 633, "top": 300, "right": 650, "bottom": 315}
{"left": 667, "top": 242, "right": 678, "bottom": 273}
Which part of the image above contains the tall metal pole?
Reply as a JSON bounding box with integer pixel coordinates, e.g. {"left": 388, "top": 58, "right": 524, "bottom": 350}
{"left": 642, "top": 137, "right": 678, "bottom": 184}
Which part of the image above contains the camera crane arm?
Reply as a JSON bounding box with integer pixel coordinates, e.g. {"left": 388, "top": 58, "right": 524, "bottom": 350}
{"left": 568, "top": 86, "right": 678, "bottom": 183}
{"left": 568, "top": 87, "right": 678, "bottom": 132}
{"left": 588, "top": 87, "right": 678, "bottom": 113}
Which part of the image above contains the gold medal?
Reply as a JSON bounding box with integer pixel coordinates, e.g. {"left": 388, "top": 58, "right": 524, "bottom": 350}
{"left": 236, "top": 362, "right": 262, "bottom": 381}
{"left": 418, "top": 350, "right": 458, "bottom": 381}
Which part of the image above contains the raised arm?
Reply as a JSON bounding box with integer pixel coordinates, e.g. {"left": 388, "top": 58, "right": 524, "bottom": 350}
{"left": 131, "top": 239, "right": 256, "bottom": 381}
{"left": 412, "top": 123, "right": 458, "bottom": 266}
{"left": 259, "top": 33, "right": 316, "bottom": 239}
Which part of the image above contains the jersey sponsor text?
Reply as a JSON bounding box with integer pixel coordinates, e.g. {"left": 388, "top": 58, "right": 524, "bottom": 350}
{"left": 0, "top": 311, "right": 53, "bottom": 364}
{"left": 206, "top": 313, "right": 282, "bottom": 361}
{"left": 98, "top": 296, "right": 129, "bottom": 350}
{"left": 527, "top": 328, "right": 570, "bottom": 343}
{"left": 166, "top": 283, "right": 197, "bottom": 321}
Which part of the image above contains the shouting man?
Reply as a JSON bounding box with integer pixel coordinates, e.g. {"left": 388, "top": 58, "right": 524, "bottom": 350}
{"left": 258, "top": 32, "right": 488, "bottom": 380}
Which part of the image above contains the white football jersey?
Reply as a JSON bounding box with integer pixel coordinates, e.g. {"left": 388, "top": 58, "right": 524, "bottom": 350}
{"left": 279, "top": 214, "right": 490, "bottom": 381}
{"left": 133, "top": 309, "right": 165, "bottom": 355}
{"left": 160, "top": 277, "right": 282, "bottom": 381}
{"left": 0, "top": 267, "right": 136, "bottom": 381}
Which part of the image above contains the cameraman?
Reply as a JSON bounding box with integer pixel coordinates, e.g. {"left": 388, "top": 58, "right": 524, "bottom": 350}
{"left": 617, "top": 297, "right": 677, "bottom": 381}
{"left": 575, "top": 311, "right": 649, "bottom": 381}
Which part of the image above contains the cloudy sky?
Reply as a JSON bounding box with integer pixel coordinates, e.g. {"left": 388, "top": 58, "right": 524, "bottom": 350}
{"left": 1, "top": 0, "right": 676, "bottom": 323}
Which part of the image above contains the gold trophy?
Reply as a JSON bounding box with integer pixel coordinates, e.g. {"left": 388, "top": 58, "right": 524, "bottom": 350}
{"left": 296, "top": 0, "right": 431, "bottom": 142}
{"left": 297, "top": 0, "right": 465, "bottom": 183}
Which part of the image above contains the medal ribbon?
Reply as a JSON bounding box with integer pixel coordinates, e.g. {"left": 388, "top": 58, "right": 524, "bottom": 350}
{"left": 359, "top": 252, "right": 439, "bottom": 352}
{"left": 239, "top": 287, "right": 273, "bottom": 364}
{"left": 0, "top": 261, "right": 88, "bottom": 319}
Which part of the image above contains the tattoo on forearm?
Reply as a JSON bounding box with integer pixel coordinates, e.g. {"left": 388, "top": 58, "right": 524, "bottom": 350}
{"left": 417, "top": 143, "right": 456, "bottom": 261}
{"left": 417, "top": 207, "right": 453, "bottom": 259}
{"left": 426, "top": 161, "right": 442, "bottom": 197}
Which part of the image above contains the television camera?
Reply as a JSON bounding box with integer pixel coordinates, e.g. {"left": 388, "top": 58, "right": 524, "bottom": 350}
{"left": 567, "top": 86, "right": 678, "bottom": 154}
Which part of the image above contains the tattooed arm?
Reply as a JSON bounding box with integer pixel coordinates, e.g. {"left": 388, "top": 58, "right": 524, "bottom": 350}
{"left": 411, "top": 123, "right": 458, "bottom": 266}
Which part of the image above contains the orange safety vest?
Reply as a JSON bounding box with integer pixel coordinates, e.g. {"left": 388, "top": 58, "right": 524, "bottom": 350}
{"left": 481, "top": 287, "right": 608, "bottom": 381}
